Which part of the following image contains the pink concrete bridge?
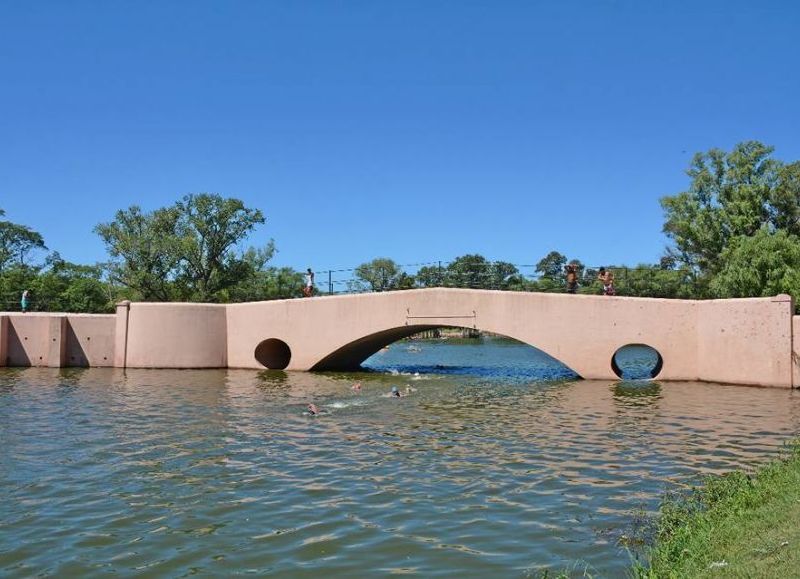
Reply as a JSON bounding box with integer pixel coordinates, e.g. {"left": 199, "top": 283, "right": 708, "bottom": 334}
{"left": 1, "top": 288, "right": 799, "bottom": 387}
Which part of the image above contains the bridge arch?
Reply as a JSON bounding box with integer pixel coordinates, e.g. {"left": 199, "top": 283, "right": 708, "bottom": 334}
{"left": 308, "top": 323, "right": 580, "bottom": 375}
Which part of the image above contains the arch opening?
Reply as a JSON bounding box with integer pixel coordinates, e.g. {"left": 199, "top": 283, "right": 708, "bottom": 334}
{"left": 311, "top": 325, "right": 578, "bottom": 381}
{"left": 255, "top": 338, "right": 292, "bottom": 370}
{"left": 611, "top": 344, "right": 663, "bottom": 380}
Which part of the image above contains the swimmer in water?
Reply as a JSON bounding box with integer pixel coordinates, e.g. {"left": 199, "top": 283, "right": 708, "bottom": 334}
{"left": 389, "top": 385, "right": 401, "bottom": 398}
{"left": 405, "top": 385, "right": 417, "bottom": 395}
{"left": 307, "top": 403, "right": 320, "bottom": 415}
{"left": 352, "top": 382, "right": 362, "bottom": 392}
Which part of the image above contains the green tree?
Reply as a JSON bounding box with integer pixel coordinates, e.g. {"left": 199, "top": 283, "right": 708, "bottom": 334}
{"left": 174, "top": 193, "right": 266, "bottom": 301}
{"left": 489, "top": 261, "right": 520, "bottom": 290}
{"left": 661, "top": 141, "right": 798, "bottom": 274}
{"left": 96, "top": 194, "right": 267, "bottom": 302}
{"left": 227, "top": 266, "right": 304, "bottom": 301}
{"left": 446, "top": 254, "right": 492, "bottom": 288}
{"left": 36, "top": 255, "right": 112, "bottom": 312}
{"left": 0, "top": 209, "right": 47, "bottom": 271}
{"left": 535, "top": 251, "right": 567, "bottom": 280}
{"left": 95, "top": 205, "right": 182, "bottom": 301}
{"left": 415, "top": 264, "right": 446, "bottom": 288}
{"left": 610, "top": 264, "right": 695, "bottom": 299}
{"left": 354, "top": 258, "right": 405, "bottom": 292}
{"left": 710, "top": 228, "right": 800, "bottom": 299}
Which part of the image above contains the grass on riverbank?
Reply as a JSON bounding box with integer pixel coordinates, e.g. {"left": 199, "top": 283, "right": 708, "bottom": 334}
{"left": 634, "top": 440, "right": 800, "bottom": 578}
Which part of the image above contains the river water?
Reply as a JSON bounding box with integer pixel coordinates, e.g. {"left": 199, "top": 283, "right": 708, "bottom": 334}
{"left": 1, "top": 339, "right": 799, "bottom": 577}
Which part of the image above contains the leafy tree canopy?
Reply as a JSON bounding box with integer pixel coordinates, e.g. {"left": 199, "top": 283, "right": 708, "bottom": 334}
{"left": 535, "top": 251, "right": 567, "bottom": 280}
{"left": 661, "top": 141, "right": 800, "bottom": 273}
{"left": 710, "top": 228, "right": 800, "bottom": 299}
{"left": 354, "top": 258, "right": 404, "bottom": 292}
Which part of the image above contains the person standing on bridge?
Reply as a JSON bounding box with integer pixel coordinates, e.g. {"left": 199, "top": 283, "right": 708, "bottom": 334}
{"left": 598, "top": 267, "right": 615, "bottom": 296}
{"left": 21, "top": 289, "right": 30, "bottom": 313}
{"left": 303, "top": 268, "right": 315, "bottom": 298}
{"left": 565, "top": 264, "right": 579, "bottom": 294}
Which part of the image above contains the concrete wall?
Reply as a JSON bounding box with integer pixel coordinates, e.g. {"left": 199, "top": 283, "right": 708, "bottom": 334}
{"left": 226, "top": 289, "right": 794, "bottom": 387}
{"left": 5, "top": 314, "right": 56, "bottom": 367}
{"left": 1, "top": 290, "right": 796, "bottom": 388}
{"left": 123, "top": 302, "right": 227, "bottom": 368}
{"left": 698, "top": 295, "right": 794, "bottom": 387}
{"left": 0, "top": 313, "right": 116, "bottom": 368}
{"left": 225, "top": 289, "right": 700, "bottom": 380}
{"left": 65, "top": 315, "right": 116, "bottom": 367}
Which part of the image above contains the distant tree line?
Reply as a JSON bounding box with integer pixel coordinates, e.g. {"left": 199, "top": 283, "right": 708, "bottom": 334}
{"left": 2, "top": 141, "right": 799, "bottom": 313}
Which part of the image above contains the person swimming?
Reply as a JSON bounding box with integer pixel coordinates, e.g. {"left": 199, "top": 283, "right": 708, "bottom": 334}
{"left": 307, "top": 403, "right": 320, "bottom": 415}
{"left": 390, "top": 386, "right": 401, "bottom": 398}
{"left": 352, "top": 382, "right": 362, "bottom": 392}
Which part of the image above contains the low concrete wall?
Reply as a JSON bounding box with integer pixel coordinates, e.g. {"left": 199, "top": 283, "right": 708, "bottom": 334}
{"left": 5, "top": 314, "right": 55, "bottom": 367}
{"left": 226, "top": 289, "right": 793, "bottom": 387}
{"left": 1, "top": 291, "right": 796, "bottom": 388}
{"left": 124, "top": 303, "right": 227, "bottom": 368}
{"left": 225, "top": 290, "right": 701, "bottom": 379}
{"left": 697, "top": 295, "right": 794, "bottom": 387}
{"left": 65, "top": 315, "right": 116, "bottom": 367}
{"left": 0, "top": 313, "right": 116, "bottom": 368}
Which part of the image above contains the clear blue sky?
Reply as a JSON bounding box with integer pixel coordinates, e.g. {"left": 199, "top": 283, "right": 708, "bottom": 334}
{"left": 1, "top": 1, "right": 798, "bottom": 274}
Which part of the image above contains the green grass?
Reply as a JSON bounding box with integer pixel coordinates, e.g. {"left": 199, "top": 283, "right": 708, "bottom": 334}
{"left": 634, "top": 440, "right": 800, "bottom": 578}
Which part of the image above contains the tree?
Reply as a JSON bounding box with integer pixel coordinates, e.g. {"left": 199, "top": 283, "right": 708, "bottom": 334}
{"left": 174, "top": 194, "right": 265, "bottom": 301}
{"left": 489, "top": 261, "right": 520, "bottom": 290}
{"left": 95, "top": 205, "right": 182, "bottom": 301}
{"left": 0, "top": 210, "right": 47, "bottom": 271}
{"left": 535, "top": 251, "right": 567, "bottom": 280}
{"left": 227, "top": 265, "right": 304, "bottom": 301}
{"left": 95, "top": 194, "right": 267, "bottom": 302}
{"left": 710, "top": 228, "right": 800, "bottom": 299}
{"left": 661, "top": 141, "right": 798, "bottom": 274}
{"left": 36, "top": 254, "right": 112, "bottom": 312}
{"left": 354, "top": 258, "right": 404, "bottom": 292}
{"left": 446, "top": 254, "right": 491, "bottom": 288}
{"left": 611, "top": 264, "right": 695, "bottom": 299}
{"left": 415, "top": 264, "right": 445, "bottom": 288}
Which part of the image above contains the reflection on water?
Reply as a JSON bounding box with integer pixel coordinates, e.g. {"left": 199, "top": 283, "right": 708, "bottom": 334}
{"left": 613, "top": 381, "right": 662, "bottom": 402}
{"left": 1, "top": 339, "right": 799, "bottom": 577}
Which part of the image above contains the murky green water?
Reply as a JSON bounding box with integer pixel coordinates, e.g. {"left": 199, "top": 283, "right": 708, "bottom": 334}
{"left": 1, "top": 339, "right": 799, "bottom": 577}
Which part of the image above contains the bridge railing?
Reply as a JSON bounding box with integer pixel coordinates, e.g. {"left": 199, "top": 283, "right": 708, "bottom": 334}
{"left": 309, "top": 260, "right": 699, "bottom": 300}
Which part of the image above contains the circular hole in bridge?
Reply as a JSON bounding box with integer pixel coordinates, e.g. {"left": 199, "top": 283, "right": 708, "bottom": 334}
{"left": 611, "top": 344, "right": 663, "bottom": 380}
{"left": 254, "top": 339, "right": 291, "bottom": 370}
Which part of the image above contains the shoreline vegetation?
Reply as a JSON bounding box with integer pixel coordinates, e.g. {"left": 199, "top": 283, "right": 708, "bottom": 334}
{"left": 631, "top": 439, "right": 800, "bottom": 578}
{"left": 543, "top": 440, "right": 800, "bottom": 578}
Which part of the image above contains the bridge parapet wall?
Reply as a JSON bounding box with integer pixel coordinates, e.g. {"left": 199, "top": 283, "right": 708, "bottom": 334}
{"left": 1, "top": 291, "right": 796, "bottom": 388}
{"left": 226, "top": 289, "right": 702, "bottom": 379}
{"left": 123, "top": 302, "right": 227, "bottom": 369}
{"left": 697, "top": 295, "right": 794, "bottom": 388}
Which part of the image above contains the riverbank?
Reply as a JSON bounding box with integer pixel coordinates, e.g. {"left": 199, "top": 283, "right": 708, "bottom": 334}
{"left": 635, "top": 439, "right": 800, "bottom": 578}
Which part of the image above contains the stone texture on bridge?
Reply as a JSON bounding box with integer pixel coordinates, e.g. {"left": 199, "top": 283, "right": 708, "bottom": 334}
{"left": 1, "top": 289, "right": 798, "bottom": 388}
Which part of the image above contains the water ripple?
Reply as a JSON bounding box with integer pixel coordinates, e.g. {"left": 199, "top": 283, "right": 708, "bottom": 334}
{"left": 1, "top": 346, "right": 799, "bottom": 577}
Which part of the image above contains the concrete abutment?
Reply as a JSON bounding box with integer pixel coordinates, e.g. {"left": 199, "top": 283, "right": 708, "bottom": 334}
{"left": 0, "top": 290, "right": 797, "bottom": 388}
